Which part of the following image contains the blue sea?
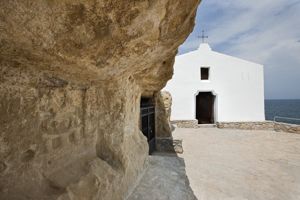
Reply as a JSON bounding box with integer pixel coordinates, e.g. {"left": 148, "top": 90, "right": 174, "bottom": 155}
{"left": 265, "top": 99, "right": 300, "bottom": 125}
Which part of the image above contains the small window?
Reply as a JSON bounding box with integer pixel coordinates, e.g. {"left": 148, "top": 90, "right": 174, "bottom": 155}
{"left": 201, "top": 67, "right": 209, "bottom": 80}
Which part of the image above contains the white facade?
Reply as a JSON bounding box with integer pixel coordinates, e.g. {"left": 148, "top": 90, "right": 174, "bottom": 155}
{"left": 164, "top": 43, "right": 265, "bottom": 122}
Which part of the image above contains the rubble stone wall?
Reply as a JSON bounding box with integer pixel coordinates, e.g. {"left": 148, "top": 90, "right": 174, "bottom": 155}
{"left": 216, "top": 121, "right": 275, "bottom": 131}
{"left": 172, "top": 120, "right": 300, "bottom": 135}
{"left": 274, "top": 122, "right": 300, "bottom": 134}
{"left": 172, "top": 120, "right": 200, "bottom": 128}
{"left": 217, "top": 121, "right": 300, "bottom": 134}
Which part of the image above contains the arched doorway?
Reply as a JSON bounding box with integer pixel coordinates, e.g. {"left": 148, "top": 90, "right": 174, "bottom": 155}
{"left": 196, "top": 92, "right": 215, "bottom": 124}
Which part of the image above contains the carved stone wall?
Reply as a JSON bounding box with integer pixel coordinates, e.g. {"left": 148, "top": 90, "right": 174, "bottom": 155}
{"left": 0, "top": 66, "right": 148, "bottom": 200}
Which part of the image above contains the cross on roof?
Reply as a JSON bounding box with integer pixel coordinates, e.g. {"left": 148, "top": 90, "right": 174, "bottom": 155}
{"left": 198, "top": 30, "right": 208, "bottom": 43}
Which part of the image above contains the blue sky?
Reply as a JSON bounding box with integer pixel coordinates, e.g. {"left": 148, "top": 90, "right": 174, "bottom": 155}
{"left": 179, "top": 0, "right": 300, "bottom": 99}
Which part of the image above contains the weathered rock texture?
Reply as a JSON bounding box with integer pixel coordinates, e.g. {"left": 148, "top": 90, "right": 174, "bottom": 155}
{"left": 155, "top": 91, "right": 173, "bottom": 138}
{"left": 0, "top": 1, "right": 200, "bottom": 199}
{"left": 156, "top": 138, "right": 183, "bottom": 154}
{"left": 154, "top": 91, "right": 182, "bottom": 153}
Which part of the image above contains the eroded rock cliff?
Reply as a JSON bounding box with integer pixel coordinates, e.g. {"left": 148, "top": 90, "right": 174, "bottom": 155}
{"left": 0, "top": 0, "right": 200, "bottom": 199}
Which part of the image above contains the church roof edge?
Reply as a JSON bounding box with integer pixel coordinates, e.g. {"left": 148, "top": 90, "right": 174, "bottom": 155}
{"left": 198, "top": 43, "right": 212, "bottom": 51}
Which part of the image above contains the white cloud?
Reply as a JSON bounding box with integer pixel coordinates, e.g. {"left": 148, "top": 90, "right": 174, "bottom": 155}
{"left": 179, "top": 0, "right": 300, "bottom": 99}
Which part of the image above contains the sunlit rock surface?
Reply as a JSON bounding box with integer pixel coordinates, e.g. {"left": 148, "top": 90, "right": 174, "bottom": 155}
{"left": 0, "top": 0, "right": 200, "bottom": 199}
{"left": 155, "top": 91, "right": 173, "bottom": 138}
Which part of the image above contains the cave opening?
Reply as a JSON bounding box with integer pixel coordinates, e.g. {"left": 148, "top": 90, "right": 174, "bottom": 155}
{"left": 140, "top": 97, "right": 156, "bottom": 154}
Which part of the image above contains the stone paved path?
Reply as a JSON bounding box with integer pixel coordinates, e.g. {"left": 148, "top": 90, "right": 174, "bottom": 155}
{"left": 173, "top": 128, "right": 300, "bottom": 200}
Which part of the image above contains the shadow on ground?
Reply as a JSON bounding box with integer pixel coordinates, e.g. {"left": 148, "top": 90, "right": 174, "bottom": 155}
{"left": 127, "top": 153, "right": 197, "bottom": 200}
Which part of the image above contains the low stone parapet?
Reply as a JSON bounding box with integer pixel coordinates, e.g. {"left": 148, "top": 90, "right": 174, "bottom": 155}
{"left": 171, "top": 120, "right": 199, "bottom": 128}
{"left": 217, "top": 121, "right": 300, "bottom": 134}
{"left": 171, "top": 120, "right": 300, "bottom": 134}
{"left": 216, "top": 121, "right": 274, "bottom": 131}
{"left": 274, "top": 122, "right": 300, "bottom": 134}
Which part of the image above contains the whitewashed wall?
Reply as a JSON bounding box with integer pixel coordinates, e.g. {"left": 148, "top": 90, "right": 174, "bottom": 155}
{"left": 164, "top": 44, "right": 265, "bottom": 122}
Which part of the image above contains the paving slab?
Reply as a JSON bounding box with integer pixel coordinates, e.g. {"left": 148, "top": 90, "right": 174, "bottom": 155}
{"left": 173, "top": 128, "right": 300, "bottom": 200}
{"left": 128, "top": 128, "right": 300, "bottom": 200}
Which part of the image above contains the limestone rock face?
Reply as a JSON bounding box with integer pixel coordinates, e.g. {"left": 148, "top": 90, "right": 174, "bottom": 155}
{"left": 0, "top": 1, "right": 200, "bottom": 199}
{"left": 155, "top": 91, "right": 173, "bottom": 138}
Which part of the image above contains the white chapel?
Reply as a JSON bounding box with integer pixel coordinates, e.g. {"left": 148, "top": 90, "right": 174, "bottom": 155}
{"left": 164, "top": 43, "right": 265, "bottom": 124}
